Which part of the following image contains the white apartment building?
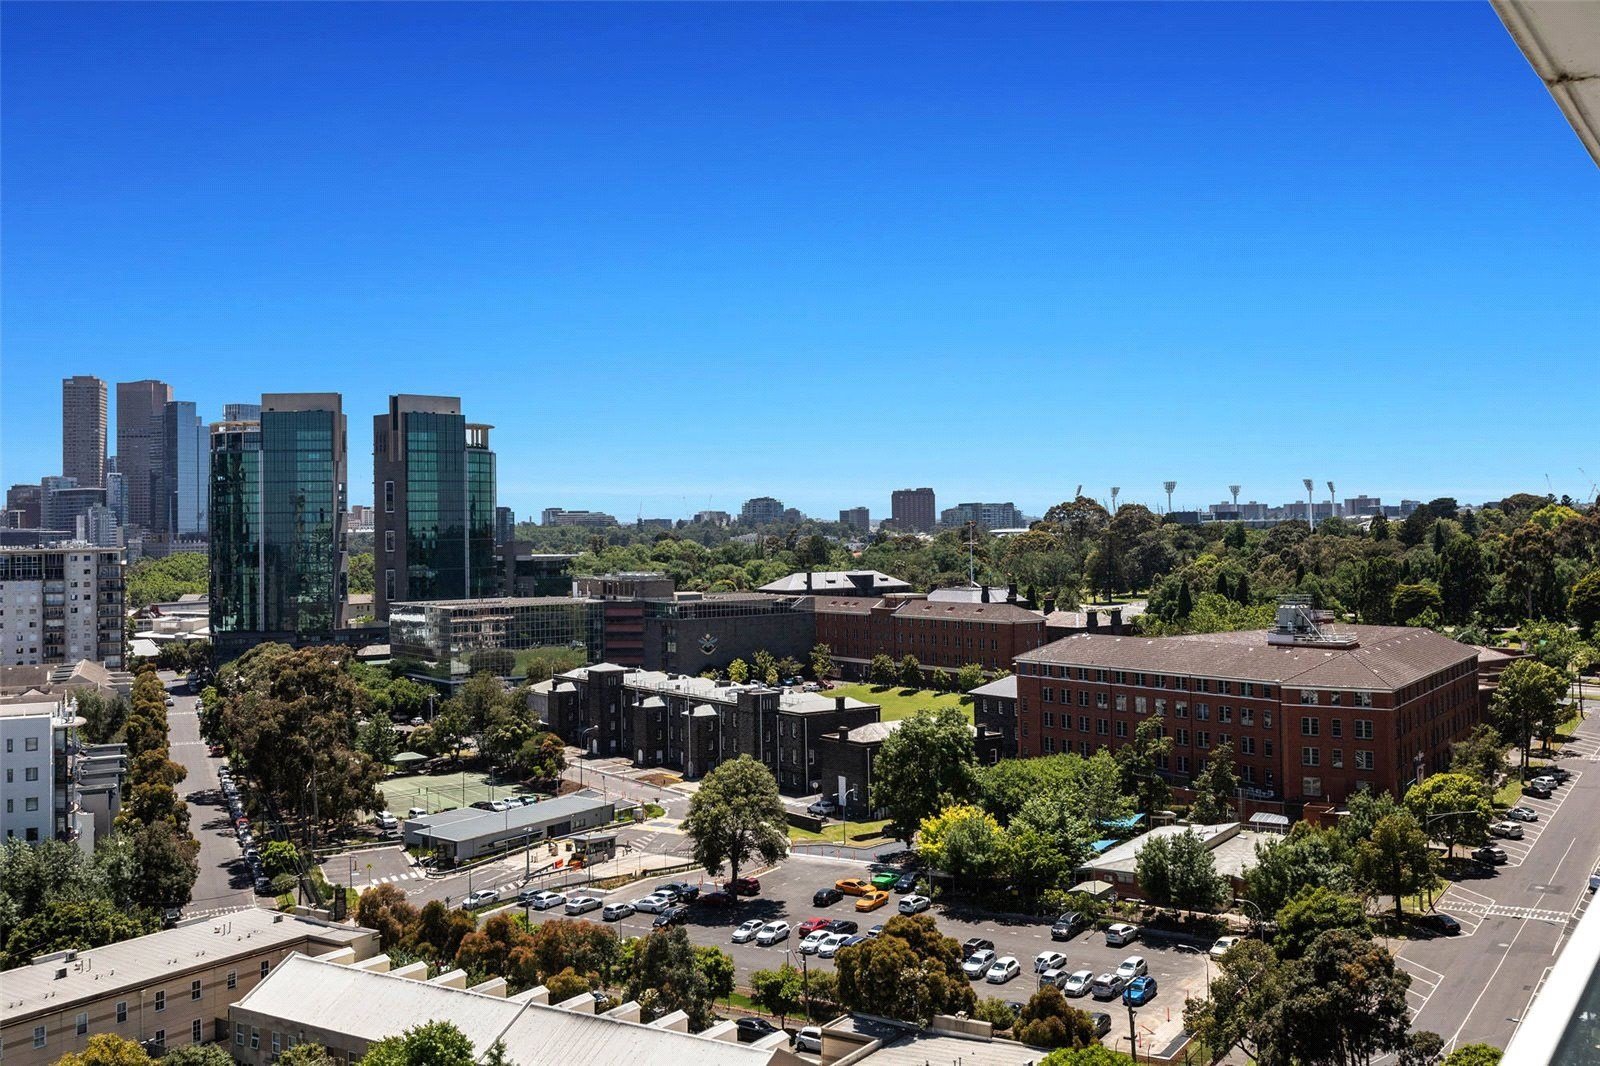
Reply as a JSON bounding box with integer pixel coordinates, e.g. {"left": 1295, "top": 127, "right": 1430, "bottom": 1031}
{"left": 0, "top": 545, "right": 125, "bottom": 668}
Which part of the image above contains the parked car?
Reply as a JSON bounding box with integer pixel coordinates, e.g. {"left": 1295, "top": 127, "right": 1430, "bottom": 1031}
{"left": 1525, "top": 781, "right": 1554, "bottom": 798}
{"left": 1210, "top": 936, "right": 1242, "bottom": 959}
{"left": 1490, "top": 821, "right": 1525, "bottom": 840}
{"left": 1420, "top": 912, "right": 1462, "bottom": 936}
{"left": 653, "top": 905, "right": 688, "bottom": 928}
{"left": 1123, "top": 975, "right": 1159, "bottom": 1006}
{"left": 406, "top": 807, "right": 427, "bottom": 818}
{"left": 985, "top": 957, "right": 1022, "bottom": 984}
{"left": 807, "top": 798, "right": 838, "bottom": 817}
{"left": 1051, "top": 912, "right": 1088, "bottom": 941}
{"left": 836, "top": 877, "right": 873, "bottom": 896}
{"left": 755, "top": 921, "right": 791, "bottom": 946}
{"left": 254, "top": 875, "right": 273, "bottom": 895}
{"left": 526, "top": 890, "right": 566, "bottom": 911}
{"left": 893, "top": 872, "right": 919, "bottom": 893}
{"left": 632, "top": 894, "right": 672, "bottom": 914}
{"left": 841, "top": 934, "right": 869, "bottom": 949}
{"left": 1060, "top": 970, "right": 1094, "bottom": 997}
{"left": 565, "top": 895, "right": 602, "bottom": 915}
{"left": 698, "top": 890, "right": 736, "bottom": 907}
{"left": 1473, "top": 845, "right": 1509, "bottom": 865}
{"left": 827, "top": 919, "right": 859, "bottom": 935}
{"left": 1115, "top": 956, "right": 1149, "bottom": 981}
{"left": 1040, "top": 967, "right": 1068, "bottom": 990}
{"left": 794, "top": 1027, "right": 823, "bottom": 1053}
{"left": 867, "top": 924, "right": 885, "bottom": 938}
{"left": 1546, "top": 766, "right": 1573, "bottom": 782}
{"left": 1091, "top": 973, "right": 1128, "bottom": 1000}
{"left": 797, "top": 917, "right": 833, "bottom": 937}
{"left": 471, "top": 800, "right": 496, "bottom": 811}
{"left": 1530, "top": 776, "right": 1559, "bottom": 792}
{"left": 602, "top": 902, "right": 635, "bottom": 921}
{"left": 817, "top": 932, "right": 851, "bottom": 958}
{"left": 663, "top": 882, "right": 700, "bottom": 902}
{"left": 732, "top": 919, "right": 765, "bottom": 943}
{"left": 963, "top": 937, "right": 997, "bottom": 956}
{"left": 489, "top": 799, "right": 514, "bottom": 812}
{"left": 898, "top": 894, "right": 932, "bottom": 915}
{"left": 813, "top": 886, "right": 844, "bottom": 906}
{"left": 1034, "top": 951, "right": 1068, "bottom": 973}
{"left": 800, "top": 930, "right": 831, "bottom": 955}
{"left": 871, "top": 871, "right": 899, "bottom": 890}
{"left": 518, "top": 795, "right": 538, "bottom": 806}
{"left": 856, "top": 890, "right": 890, "bottom": 912}
{"left": 465, "top": 888, "right": 500, "bottom": 908}
{"left": 1088, "top": 1011, "right": 1112, "bottom": 1037}
{"left": 963, "top": 949, "right": 998, "bottom": 979}
{"left": 1507, "top": 806, "right": 1540, "bottom": 822}
{"left": 737, "top": 1017, "right": 779, "bottom": 1043}
{"left": 1105, "top": 923, "right": 1140, "bottom": 946}
{"left": 725, "top": 877, "right": 761, "bottom": 896}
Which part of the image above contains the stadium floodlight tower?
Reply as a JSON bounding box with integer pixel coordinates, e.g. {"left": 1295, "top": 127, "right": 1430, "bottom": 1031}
{"left": 1229, "top": 484, "right": 1241, "bottom": 508}
{"left": 1110, "top": 487, "right": 1120, "bottom": 514}
{"left": 1302, "top": 478, "right": 1316, "bottom": 531}
{"left": 1327, "top": 481, "right": 1337, "bottom": 519}
{"left": 1163, "top": 481, "right": 1177, "bottom": 514}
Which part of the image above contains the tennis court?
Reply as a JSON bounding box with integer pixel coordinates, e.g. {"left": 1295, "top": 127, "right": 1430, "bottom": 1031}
{"left": 380, "top": 770, "right": 536, "bottom": 817}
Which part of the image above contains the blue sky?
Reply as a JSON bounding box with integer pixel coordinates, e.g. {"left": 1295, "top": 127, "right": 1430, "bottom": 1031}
{"left": 4, "top": 2, "right": 1597, "bottom": 520}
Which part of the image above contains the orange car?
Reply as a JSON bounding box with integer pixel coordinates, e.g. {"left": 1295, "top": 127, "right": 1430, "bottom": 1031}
{"left": 855, "top": 890, "right": 890, "bottom": 912}
{"left": 835, "top": 877, "right": 873, "bottom": 896}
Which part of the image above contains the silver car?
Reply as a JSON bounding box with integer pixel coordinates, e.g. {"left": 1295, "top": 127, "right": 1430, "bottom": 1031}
{"left": 962, "top": 949, "right": 997, "bottom": 979}
{"left": 565, "top": 895, "right": 602, "bottom": 915}
{"left": 732, "top": 919, "right": 764, "bottom": 943}
{"left": 602, "top": 902, "right": 635, "bottom": 922}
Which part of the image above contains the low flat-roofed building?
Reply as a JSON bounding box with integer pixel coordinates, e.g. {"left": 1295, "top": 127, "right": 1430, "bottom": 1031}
{"left": 1074, "top": 821, "right": 1270, "bottom": 899}
{"left": 401, "top": 792, "right": 618, "bottom": 862}
{"left": 0, "top": 910, "right": 376, "bottom": 1066}
{"left": 387, "top": 596, "right": 605, "bottom": 666}
{"left": 757, "top": 570, "right": 911, "bottom": 597}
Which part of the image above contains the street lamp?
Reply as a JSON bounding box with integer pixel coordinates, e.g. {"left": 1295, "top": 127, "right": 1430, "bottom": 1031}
{"left": 1234, "top": 897, "right": 1264, "bottom": 939}
{"left": 581, "top": 727, "right": 598, "bottom": 788}
{"left": 840, "top": 788, "right": 858, "bottom": 846}
{"left": 1126, "top": 999, "right": 1139, "bottom": 1062}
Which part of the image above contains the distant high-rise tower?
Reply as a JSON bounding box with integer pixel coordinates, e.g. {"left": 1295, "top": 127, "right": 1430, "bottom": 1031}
{"left": 116, "top": 379, "right": 172, "bottom": 529}
{"left": 494, "top": 506, "right": 516, "bottom": 547}
{"left": 839, "top": 507, "right": 870, "bottom": 532}
{"left": 154, "top": 401, "right": 209, "bottom": 539}
{"left": 373, "top": 395, "right": 497, "bottom": 620}
{"left": 890, "top": 488, "right": 936, "bottom": 533}
{"left": 210, "top": 394, "right": 348, "bottom": 649}
{"left": 62, "top": 376, "right": 108, "bottom": 488}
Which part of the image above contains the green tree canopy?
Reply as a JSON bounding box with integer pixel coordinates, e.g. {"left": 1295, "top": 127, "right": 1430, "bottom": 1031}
{"left": 682, "top": 756, "right": 788, "bottom": 886}
{"left": 359, "top": 1021, "right": 476, "bottom": 1066}
{"left": 872, "top": 706, "right": 978, "bottom": 845}
{"left": 1135, "top": 830, "right": 1228, "bottom": 910}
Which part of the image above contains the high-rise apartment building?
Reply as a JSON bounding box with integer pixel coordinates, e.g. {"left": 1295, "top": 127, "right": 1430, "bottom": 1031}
{"left": 494, "top": 506, "right": 516, "bottom": 546}
{"left": 115, "top": 379, "right": 172, "bottom": 529}
{"left": 939, "top": 501, "right": 1024, "bottom": 530}
{"left": 210, "top": 394, "right": 348, "bottom": 649}
{"left": 155, "top": 400, "right": 209, "bottom": 539}
{"left": 373, "top": 395, "right": 497, "bottom": 620}
{"left": 0, "top": 544, "right": 125, "bottom": 667}
{"left": 223, "top": 402, "right": 262, "bottom": 421}
{"left": 839, "top": 507, "right": 870, "bottom": 531}
{"left": 40, "top": 480, "right": 106, "bottom": 535}
{"left": 61, "top": 375, "right": 107, "bottom": 488}
{"left": 890, "top": 487, "right": 936, "bottom": 532}
{"left": 5, "top": 484, "right": 43, "bottom": 529}
{"left": 739, "top": 496, "right": 785, "bottom": 526}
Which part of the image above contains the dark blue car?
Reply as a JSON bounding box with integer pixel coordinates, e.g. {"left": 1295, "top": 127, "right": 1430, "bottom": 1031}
{"left": 1122, "top": 975, "right": 1158, "bottom": 1006}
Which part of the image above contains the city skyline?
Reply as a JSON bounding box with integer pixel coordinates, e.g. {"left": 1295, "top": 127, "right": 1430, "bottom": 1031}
{"left": 3, "top": 3, "right": 1597, "bottom": 521}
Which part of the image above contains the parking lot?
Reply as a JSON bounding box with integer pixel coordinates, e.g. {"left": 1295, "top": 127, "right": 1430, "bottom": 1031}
{"left": 488, "top": 853, "right": 1208, "bottom": 1057}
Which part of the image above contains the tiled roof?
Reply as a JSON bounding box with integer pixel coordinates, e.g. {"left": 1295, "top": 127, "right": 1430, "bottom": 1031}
{"left": 967, "top": 675, "right": 1018, "bottom": 699}
{"left": 1018, "top": 625, "right": 1477, "bottom": 691}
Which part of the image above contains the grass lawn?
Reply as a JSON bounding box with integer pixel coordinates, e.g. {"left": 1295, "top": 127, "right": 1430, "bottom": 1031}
{"left": 380, "top": 769, "right": 539, "bottom": 817}
{"left": 788, "top": 817, "right": 893, "bottom": 845}
{"left": 828, "top": 684, "right": 972, "bottom": 723}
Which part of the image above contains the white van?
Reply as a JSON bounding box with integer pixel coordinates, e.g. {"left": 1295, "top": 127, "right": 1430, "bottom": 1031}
{"left": 376, "top": 812, "right": 398, "bottom": 831}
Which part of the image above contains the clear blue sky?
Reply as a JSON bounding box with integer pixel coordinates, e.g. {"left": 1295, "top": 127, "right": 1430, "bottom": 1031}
{"left": 4, "top": 2, "right": 1597, "bottom": 520}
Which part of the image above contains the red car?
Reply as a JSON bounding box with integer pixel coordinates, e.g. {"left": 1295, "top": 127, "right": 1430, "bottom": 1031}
{"left": 697, "top": 890, "right": 736, "bottom": 907}
{"left": 796, "top": 917, "right": 832, "bottom": 937}
{"left": 724, "top": 877, "right": 761, "bottom": 896}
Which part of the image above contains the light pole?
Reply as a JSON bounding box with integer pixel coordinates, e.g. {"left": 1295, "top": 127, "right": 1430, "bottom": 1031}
{"left": 840, "top": 788, "right": 858, "bottom": 846}
{"left": 1234, "top": 897, "right": 1264, "bottom": 938}
{"left": 581, "top": 727, "right": 598, "bottom": 789}
{"left": 1126, "top": 999, "right": 1139, "bottom": 1062}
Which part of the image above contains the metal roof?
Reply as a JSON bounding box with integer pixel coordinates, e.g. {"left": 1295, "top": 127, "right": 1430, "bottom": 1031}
{"left": 1494, "top": 0, "right": 1600, "bottom": 167}
{"left": 408, "top": 793, "right": 615, "bottom": 844}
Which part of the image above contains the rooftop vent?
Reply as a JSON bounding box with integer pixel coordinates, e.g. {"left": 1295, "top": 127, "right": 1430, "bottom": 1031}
{"left": 1267, "top": 597, "right": 1359, "bottom": 649}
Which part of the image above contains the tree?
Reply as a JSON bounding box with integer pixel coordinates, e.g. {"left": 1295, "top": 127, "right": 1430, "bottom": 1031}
{"left": 683, "top": 756, "right": 787, "bottom": 888}
{"left": 898, "top": 654, "right": 923, "bottom": 689}
{"left": 1264, "top": 930, "right": 1413, "bottom": 1066}
{"left": 955, "top": 662, "right": 987, "bottom": 693}
{"left": 1439, "top": 536, "right": 1488, "bottom": 625}
{"left": 358, "top": 1021, "right": 476, "bottom": 1066}
{"left": 751, "top": 963, "right": 805, "bottom": 1027}
{"left": 973, "top": 997, "right": 1016, "bottom": 1032}
{"left": 52, "top": 1034, "right": 156, "bottom": 1066}
{"left": 1007, "top": 794, "right": 1096, "bottom": 901}
{"left": 355, "top": 883, "right": 419, "bottom": 951}
{"left": 161, "top": 1045, "right": 238, "bottom": 1066}
{"left": 752, "top": 649, "right": 780, "bottom": 686}
{"left": 1183, "top": 938, "right": 1280, "bottom": 1064}
{"left": 273, "top": 1046, "right": 337, "bottom": 1066}
{"left": 695, "top": 943, "right": 736, "bottom": 1001}
{"left": 1449, "top": 724, "right": 1505, "bottom": 789}
{"left": 809, "top": 643, "right": 835, "bottom": 679}
{"left": 1391, "top": 582, "right": 1444, "bottom": 624}
{"left": 260, "top": 839, "right": 301, "bottom": 878}
{"left": 1571, "top": 570, "right": 1600, "bottom": 637}
{"left": 834, "top": 914, "right": 975, "bottom": 1024}
{"left": 357, "top": 715, "right": 399, "bottom": 767}
{"left": 1135, "top": 830, "right": 1227, "bottom": 910}
{"left": 625, "top": 926, "right": 723, "bottom": 1028}
{"left": 916, "top": 805, "right": 1007, "bottom": 883}
{"left": 511, "top": 732, "right": 567, "bottom": 783}
{"left": 727, "top": 658, "right": 750, "bottom": 684}
{"left": 1442, "top": 1045, "right": 1503, "bottom": 1066}
{"left": 869, "top": 653, "right": 897, "bottom": 687}
{"left": 1015, "top": 985, "right": 1098, "bottom": 1049}
{"left": 1404, "top": 772, "right": 1492, "bottom": 859}
{"left": 1242, "top": 824, "right": 1353, "bottom": 915}
{"left": 1273, "top": 885, "right": 1370, "bottom": 960}
{"left": 872, "top": 706, "right": 979, "bottom": 845}
{"left": 1353, "top": 812, "right": 1438, "bottom": 921}
{"left": 545, "top": 966, "right": 592, "bottom": 1001}
{"left": 1189, "top": 742, "right": 1237, "bottom": 824}
{"left": 1115, "top": 715, "right": 1173, "bottom": 814}
{"left": 129, "top": 821, "right": 200, "bottom": 909}
{"left": 3, "top": 897, "right": 155, "bottom": 968}
{"left": 1491, "top": 658, "right": 1570, "bottom": 767}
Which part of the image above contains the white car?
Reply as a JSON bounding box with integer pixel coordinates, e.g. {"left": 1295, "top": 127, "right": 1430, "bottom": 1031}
{"left": 985, "top": 956, "right": 1022, "bottom": 984}
{"left": 464, "top": 888, "right": 499, "bottom": 908}
{"left": 1210, "top": 936, "right": 1241, "bottom": 959}
{"left": 526, "top": 890, "right": 566, "bottom": 911}
{"left": 632, "top": 894, "right": 672, "bottom": 914}
{"left": 800, "top": 930, "right": 830, "bottom": 955}
{"left": 807, "top": 798, "right": 838, "bottom": 817}
{"left": 755, "top": 921, "right": 790, "bottom": 946}
{"left": 1116, "top": 955, "right": 1149, "bottom": 981}
{"left": 1034, "top": 950, "right": 1068, "bottom": 973}
{"left": 1105, "top": 922, "right": 1140, "bottom": 946}
{"left": 795, "top": 1027, "right": 823, "bottom": 1053}
{"left": 897, "top": 894, "right": 932, "bottom": 915}
{"left": 962, "top": 949, "right": 997, "bottom": 979}
{"left": 817, "top": 932, "right": 851, "bottom": 958}
{"left": 565, "top": 895, "right": 602, "bottom": 915}
{"left": 602, "top": 902, "right": 634, "bottom": 921}
{"left": 489, "top": 798, "right": 515, "bottom": 812}
{"left": 733, "top": 919, "right": 765, "bottom": 943}
{"left": 1060, "top": 969, "right": 1094, "bottom": 998}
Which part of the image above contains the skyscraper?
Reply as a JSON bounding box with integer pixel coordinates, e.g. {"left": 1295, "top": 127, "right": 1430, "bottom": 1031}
{"left": 116, "top": 379, "right": 172, "bottom": 530}
{"left": 494, "top": 506, "right": 516, "bottom": 546}
{"left": 372, "top": 395, "right": 497, "bottom": 620}
{"left": 61, "top": 375, "right": 108, "bottom": 488}
{"left": 155, "top": 400, "right": 209, "bottom": 539}
{"left": 890, "top": 487, "right": 936, "bottom": 532}
{"left": 223, "top": 402, "right": 262, "bottom": 422}
{"left": 209, "top": 394, "right": 348, "bottom": 649}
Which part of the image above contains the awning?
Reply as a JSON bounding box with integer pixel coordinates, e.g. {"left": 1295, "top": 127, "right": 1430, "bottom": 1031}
{"left": 391, "top": 751, "right": 428, "bottom": 766}
{"left": 1249, "top": 812, "right": 1290, "bottom": 831}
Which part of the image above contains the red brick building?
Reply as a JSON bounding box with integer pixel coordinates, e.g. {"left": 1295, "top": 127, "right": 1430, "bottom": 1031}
{"left": 1014, "top": 611, "right": 1481, "bottom": 806}
{"left": 810, "top": 595, "right": 1047, "bottom": 678}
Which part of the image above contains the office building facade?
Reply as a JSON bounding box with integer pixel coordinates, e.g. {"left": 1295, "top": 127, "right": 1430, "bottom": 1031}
{"left": 839, "top": 507, "right": 870, "bottom": 531}
{"left": 373, "top": 395, "right": 496, "bottom": 620}
{"left": 738, "top": 496, "right": 785, "bottom": 525}
{"left": 494, "top": 505, "right": 515, "bottom": 546}
{"left": 539, "top": 507, "right": 618, "bottom": 527}
{"left": 6, "top": 485, "right": 43, "bottom": 529}
{"left": 890, "top": 487, "right": 936, "bottom": 532}
{"left": 388, "top": 596, "right": 605, "bottom": 665}
{"left": 939, "top": 501, "right": 1024, "bottom": 530}
{"left": 0, "top": 545, "right": 125, "bottom": 668}
{"left": 156, "top": 400, "right": 209, "bottom": 540}
{"left": 223, "top": 402, "right": 262, "bottom": 422}
{"left": 115, "top": 379, "right": 172, "bottom": 530}
{"left": 61, "top": 376, "right": 107, "bottom": 489}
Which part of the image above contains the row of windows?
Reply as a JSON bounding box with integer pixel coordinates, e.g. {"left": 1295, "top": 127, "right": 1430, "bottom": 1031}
{"left": 31, "top": 967, "right": 257, "bottom": 1049}
{"left": 1022, "top": 663, "right": 1279, "bottom": 697}
{"left": 1300, "top": 746, "right": 1377, "bottom": 770}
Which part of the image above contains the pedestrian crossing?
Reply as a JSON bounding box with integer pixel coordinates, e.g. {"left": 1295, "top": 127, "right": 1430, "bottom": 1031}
{"left": 367, "top": 871, "right": 427, "bottom": 886}
{"left": 1446, "top": 899, "right": 1572, "bottom": 924}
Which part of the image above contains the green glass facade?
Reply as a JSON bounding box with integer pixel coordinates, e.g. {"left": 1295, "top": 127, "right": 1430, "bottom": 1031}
{"left": 467, "top": 445, "right": 496, "bottom": 596}
{"left": 208, "top": 422, "right": 261, "bottom": 634}
{"left": 261, "top": 408, "right": 346, "bottom": 638}
{"left": 403, "top": 411, "right": 468, "bottom": 601}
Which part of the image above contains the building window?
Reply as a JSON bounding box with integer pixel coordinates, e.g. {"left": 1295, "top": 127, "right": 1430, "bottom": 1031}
{"left": 273, "top": 1032, "right": 282, "bottom": 1055}
{"left": 1115, "top": 721, "right": 1128, "bottom": 738}
{"left": 1240, "top": 707, "right": 1254, "bottom": 726}
{"left": 384, "top": 530, "right": 396, "bottom": 553}
{"left": 1078, "top": 690, "right": 1089, "bottom": 707}
{"left": 1301, "top": 717, "right": 1319, "bottom": 736}
{"left": 1042, "top": 712, "right": 1054, "bottom": 728}
{"left": 24, "top": 797, "right": 37, "bottom": 812}
{"left": 1303, "top": 777, "right": 1323, "bottom": 797}
{"left": 384, "top": 480, "right": 395, "bottom": 512}
{"left": 1096, "top": 719, "right": 1109, "bottom": 735}
{"left": 1135, "top": 697, "right": 1147, "bottom": 714}
{"left": 1078, "top": 715, "right": 1089, "bottom": 732}
{"left": 154, "top": 1030, "right": 166, "bottom": 1048}
{"left": 250, "top": 1028, "right": 260, "bottom": 1051}
{"left": 385, "top": 569, "right": 396, "bottom": 602}
{"left": 1115, "top": 695, "right": 1127, "bottom": 712}
{"left": 1174, "top": 702, "right": 1188, "bottom": 718}
{"left": 1265, "top": 739, "right": 1274, "bottom": 756}
{"left": 1219, "top": 706, "right": 1232, "bottom": 724}
{"left": 155, "top": 990, "right": 165, "bottom": 1012}
{"left": 261, "top": 960, "right": 270, "bottom": 978}
{"left": 1043, "top": 736, "right": 1056, "bottom": 753}
{"left": 227, "top": 970, "right": 237, "bottom": 990}
{"left": 117, "top": 1001, "right": 128, "bottom": 1024}
{"left": 1302, "top": 747, "right": 1320, "bottom": 766}
{"left": 1357, "top": 692, "right": 1374, "bottom": 708}
{"left": 191, "top": 978, "right": 202, "bottom": 1000}
{"left": 193, "top": 1019, "right": 204, "bottom": 1043}
{"left": 1330, "top": 719, "right": 1342, "bottom": 738}
{"left": 1177, "top": 728, "right": 1189, "bottom": 746}
{"left": 25, "top": 736, "right": 39, "bottom": 751}
{"left": 1301, "top": 690, "right": 1318, "bottom": 705}
{"left": 236, "top": 1024, "right": 246, "bottom": 1047}
{"left": 1263, "top": 710, "right": 1273, "bottom": 728}
{"left": 1331, "top": 749, "right": 1344, "bottom": 768}
{"left": 24, "top": 766, "right": 38, "bottom": 781}
{"left": 34, "top": 1025, "right": 46, "bottom": 1049}
{"left": 1197, "top": 730, "right": 1210, "bottom": 749}
{"left": 1356, "top": 751, "right": 1375, "bottom": 770}
{"left": 1240, "top": 736, "right": 1255, "bottom": 755}
{"left": 76, "top": 1012, "right": 88, "bottom": 1036}
{"left": 1355, "top": 720, "right": 1374, "bottom": 740}
{"left": 1096, "top": 693, "right": 1107, "bottom": 708}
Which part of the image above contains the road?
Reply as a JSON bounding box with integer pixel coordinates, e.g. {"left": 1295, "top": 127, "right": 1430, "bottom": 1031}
{"left": 1399, "top": 714, "right": 1600, "bottom": 1054}
{"left": 164, "top": 676, "right": 257, "bottom": 918}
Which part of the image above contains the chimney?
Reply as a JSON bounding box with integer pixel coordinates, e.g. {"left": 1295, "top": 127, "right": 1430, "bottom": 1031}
{"left": 1087, "top": 610, "right": 1099, "bottom": 632}
{"left": 835, "top": 696, "right": 846, "bottom": 711}
{"left": 1109, "top": 608, "right": 1123, "bottom": 632}
{"left": 1007, "top": 582, "right": 1018, "bottom": 603}
{"left": 1043, "top": 596, "right": 1055, "bottom": 615}
{"left": 980, "top": 586, "right": 990, "bottom": 603}
{"left": 805, "top": 571, "right": 813, "bottom": 591}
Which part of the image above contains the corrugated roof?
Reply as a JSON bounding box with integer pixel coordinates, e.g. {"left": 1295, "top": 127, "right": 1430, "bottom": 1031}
{"left": 967, "top": 675, "right": 1017, "bottom": 699}
{"left": 409, "top": 794, "right": 614, "bottom": 844}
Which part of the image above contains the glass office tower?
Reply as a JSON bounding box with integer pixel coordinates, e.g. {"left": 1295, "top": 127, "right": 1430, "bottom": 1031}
{"left": 209, "top": 419, "right": 261, "bottom": 635}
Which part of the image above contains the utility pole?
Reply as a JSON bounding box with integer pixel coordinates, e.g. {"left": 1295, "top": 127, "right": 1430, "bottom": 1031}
{"left": 1127, "top": 1001, "right": 1138, "bottom": 1062}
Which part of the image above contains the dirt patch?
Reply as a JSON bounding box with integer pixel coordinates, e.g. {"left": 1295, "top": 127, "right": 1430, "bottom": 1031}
{"left": 638, "top": 772, "right": 682, "bottom": 788}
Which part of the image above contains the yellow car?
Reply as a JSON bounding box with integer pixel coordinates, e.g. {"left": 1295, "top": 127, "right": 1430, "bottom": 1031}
{"left": 855, "top": 889, "right": 890, "bottom": 912}
{"left": 835, "top": 877, "right": 873, "bottom": 896}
